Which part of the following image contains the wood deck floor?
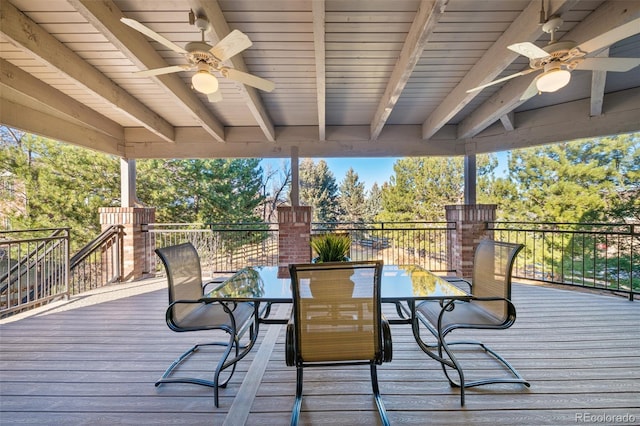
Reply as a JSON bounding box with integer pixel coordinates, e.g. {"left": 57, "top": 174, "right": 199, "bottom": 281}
{"left": 1, "top": 278, "right": 639, "bottom": 425}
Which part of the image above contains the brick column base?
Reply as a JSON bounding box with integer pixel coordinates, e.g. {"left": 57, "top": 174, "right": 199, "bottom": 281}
{"left": 99, "top": 207, "right": 155, "bottom": 282}
{"left": 278, "top": 206, "right": 312, "bottom": 278}
{"left": 446, "top": 204, "right": 496, "bottom": 278}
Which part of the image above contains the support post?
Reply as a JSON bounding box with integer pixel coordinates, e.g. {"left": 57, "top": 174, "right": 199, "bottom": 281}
{"left": 464, "top": 155, "right": 476, "bottom": 205}
{"left": 99, "top": 207, "right": 155, "bottom": 281}
{"left": 290, "top": 146, "right": 300, "bottom": 206}
{"left": 277, "top": 205, "right": 311, "bottom": 277}
{"left": 120, "top": 158, "right": 137, "bottom": 207}
{"left": 446, "top": 204, "right": 496, "bottom": 278}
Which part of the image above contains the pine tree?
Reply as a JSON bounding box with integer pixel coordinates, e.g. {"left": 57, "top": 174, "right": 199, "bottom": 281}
{"left": 338, "top": 168, "right": 366, "bottom": 223}
{"left": 0, "top": 132, "right": 120, "bottom": 248}
{"left": 365, "top": 183, "right": 383, "bottom": 222}
{"left": 136, "top": 158, "right": 265, "bottom": 223}
{"left": 299, "top": 159, "right": 340, "bottom": 223}
{"left": 496, "top": 134, "right": 639, "bottom": 223}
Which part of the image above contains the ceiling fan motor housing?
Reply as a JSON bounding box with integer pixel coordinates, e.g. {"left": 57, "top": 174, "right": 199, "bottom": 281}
{"left": 185, "top": 41, "right": 221, "bottom": 67}
{"left": 530, "top": 40, "right": 577, "bottom": 68}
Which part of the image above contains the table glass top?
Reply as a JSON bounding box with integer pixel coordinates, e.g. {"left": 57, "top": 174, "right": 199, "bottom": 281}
{"left": 205, "top": 265, "right": 467, "bottom": 302}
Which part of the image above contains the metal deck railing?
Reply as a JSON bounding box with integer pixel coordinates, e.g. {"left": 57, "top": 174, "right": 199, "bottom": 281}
{"left": 491, "top": 222, "right": 639, "bottom": 300}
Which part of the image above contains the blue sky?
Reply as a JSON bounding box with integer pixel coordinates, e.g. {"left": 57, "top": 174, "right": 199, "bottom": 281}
{"left": 261, "top": 152, "right": 509, "bottom": 192}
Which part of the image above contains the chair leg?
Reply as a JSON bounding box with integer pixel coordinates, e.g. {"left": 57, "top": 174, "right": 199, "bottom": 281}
{"left": 440, "top": 339, "right": 531, "bottom": 388}
{"left": 156, "top": 312, "right": 262, "bottom": 408}
{"left": 290, "top": 367, "right": 303, "bottom": 426}
{"left": 412, "top": 314, "right": 467, "bottom": 405}
{"left": 370, "top": 364, "right": 390, "bottom": 426}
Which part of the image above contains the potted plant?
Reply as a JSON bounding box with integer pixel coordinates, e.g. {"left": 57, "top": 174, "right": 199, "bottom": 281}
{"left": 310, "top": 233, "right": 351, "bottom": 263}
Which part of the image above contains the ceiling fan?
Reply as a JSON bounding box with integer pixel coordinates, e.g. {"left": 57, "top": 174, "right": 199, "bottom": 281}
{"left": 120, "top": 10, "right": 275, "bottom": 102}
{"left": 467, "top": 14, "right": 640, "bottom": 100}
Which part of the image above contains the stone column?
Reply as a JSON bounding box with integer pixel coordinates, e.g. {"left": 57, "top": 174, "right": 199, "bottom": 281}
{"left": 445, "top": 204, "right": 496, "bottom": 278}
{"left": 277, "top": 205, "right": 312, "bottom": 277}
{"left": 99, "top": 207, "right": 155, "bottom": 281}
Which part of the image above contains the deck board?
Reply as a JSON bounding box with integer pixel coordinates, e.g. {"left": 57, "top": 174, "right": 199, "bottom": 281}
{"left": 1, "top": 279, "right": 639, "bottom": 425}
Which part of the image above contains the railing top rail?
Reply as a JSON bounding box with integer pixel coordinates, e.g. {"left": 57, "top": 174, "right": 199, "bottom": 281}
{"left": 0, "top": 227, "right": 71, "bottom": 236}
{"left": 0, "top": 233, "right": 70, "bottom": 245}
{"left": 70, "top": 225, "right": 123, "bottom": 267}
{"left": 488, "top": 221, "right": 635, "bottom": 234}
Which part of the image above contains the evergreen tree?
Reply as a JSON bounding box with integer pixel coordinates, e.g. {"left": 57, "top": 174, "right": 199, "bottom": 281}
{"left": 0, "top": 131, "right": 120, "bottom": 248}
{"left": 378, "top": 157, "right": 464, "bottom": 221}
{"left": 365, "top": 182, "right": 382, "bottom": 222}
{"left": 299, "top": 159, "right": 340, "bottom": 223}
{"left": 338, "top": 168, "right": 366, "bottom": 223}
{"left": 136, "top": 158, "right": 265, "bottom": 223}
{"left": 378, "top": 155, "right": 498, "bottom": 222}
{"left": 497, "top": 134, "right": 639, "bottom": 223}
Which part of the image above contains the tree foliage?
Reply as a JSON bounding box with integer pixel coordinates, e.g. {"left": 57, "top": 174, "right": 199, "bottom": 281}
{"left": 299, "top": 159, "right": 340, "bottom": 222}
{"left": 365, "top": 183, "right": 383, "bottom": 221}
{"left": 338, "top": 167, "right": 367, "bottom": 223}
{"left": 496, "top": 134, "right": 639, "bottom": 223}
{"left": 1, "top": 131, "right": 120, "bottom": 247}
{"left": 378, "top": 157, "right": 466, "bottom": 221}
{"left": 136, "top": 158, "right": 265, "bottom": 223}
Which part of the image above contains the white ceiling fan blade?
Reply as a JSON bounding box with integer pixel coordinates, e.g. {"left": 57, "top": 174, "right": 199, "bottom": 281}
{"left": 508, "top": 42, "right": 549, "bottom": 59}
{"left": 135, "top": 64, "right": 192, "bottom": 77}
{"left": 574, "top": 57, "right": 640, "bottom": 72}
{"left": 207, "top": 91, "right": 223, "bottom": 103}
{"left": 224, "top": 68, "right": 275, "bottom": 92}
{"left": 120, "top": 17, "right": 187, "bottom": 54}
{"left": 466, "top": 68, "right": 537, "bottom": 93}
{"left": 575, "top": 17, "right": 640, "bottom": 54}
{"left": 520, "top": 77, "right": 541, "bottom": 101}
{"left": 210, "top": 30, "right": 252, "bottom": 62}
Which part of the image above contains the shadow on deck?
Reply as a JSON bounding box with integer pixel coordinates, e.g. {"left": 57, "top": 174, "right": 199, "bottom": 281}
{"left": 1, "top": 278, "right": 639, "bottom": 425}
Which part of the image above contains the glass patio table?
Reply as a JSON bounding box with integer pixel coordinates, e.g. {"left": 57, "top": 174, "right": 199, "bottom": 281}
{"left": 201, "top": 264, "right": 470, "bottom": 373}
{"left": 202, "top": 264, "right": 469, "bottom": 324}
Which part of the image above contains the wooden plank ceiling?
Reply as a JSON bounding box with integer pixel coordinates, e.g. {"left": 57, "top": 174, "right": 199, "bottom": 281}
{"left": 0, "top": 0, "right": 639, "bottom": 160}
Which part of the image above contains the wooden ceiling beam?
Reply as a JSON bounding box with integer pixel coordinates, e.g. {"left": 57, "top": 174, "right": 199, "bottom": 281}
{"left": 0, "top": 58, "right": 124, "bottom": 139}
{"left": 458, "top": 1, "right": 640, "bottom": 139}
{"left": 312, "top": 0, "right": 326, "bottom": 141}
{"left": 189, "top": 0, "right": 275, "bottom": 142}
{"left": 2, "top": 99, "right": 124, "bottom": 155}
{"left": 590, "top": 49, "right": 609, "bottom": 117}
{"left": 421, "top": 0, "right": 579, "bottom": 140}
{"left": 0, "top": 0, "right": 175, "bottom": 144}
{"left": 121, "top": 86, "right": 640, "bottom": 159}
{"left": 70, "top": 0, "right": 225, "bottom": 142}
{"left": 370, "top": 0, "right": 446, "bottom": 141}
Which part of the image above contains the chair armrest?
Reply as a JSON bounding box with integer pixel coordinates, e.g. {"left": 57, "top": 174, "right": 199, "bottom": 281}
{"left": 201, "top": 276, "right": 230, "bottom": 294}
{"left": 285, "top": 317, "right": 296, "bottom": 367}
{"left": 381, "top": 316, "right": 393, "bottom": 363}
{"left": 443, "top": 277, "right": 472, "bottom": 293}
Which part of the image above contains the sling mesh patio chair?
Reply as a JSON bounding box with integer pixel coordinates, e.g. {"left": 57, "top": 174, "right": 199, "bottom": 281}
{"left": 414, "top": 240, "right": 530, "bottom": 405}
{"left": 286, "top": 261, "right": 392, "bottom": 426}
{"left": 155, "top": 242, "right": 260, "bottom": 407}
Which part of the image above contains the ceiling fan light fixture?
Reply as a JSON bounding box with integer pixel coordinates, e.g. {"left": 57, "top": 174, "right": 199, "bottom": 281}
{"left": 191, "top": 67, "right": 218, "bottom": 94}
{"left": 536, "top": 66, "right": 571, "bottom": 93}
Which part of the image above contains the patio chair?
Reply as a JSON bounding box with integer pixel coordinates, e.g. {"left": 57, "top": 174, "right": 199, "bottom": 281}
{"left": 414, "top": 240, "right": 530, "bottom": 405}
{"left": 285, "top": 261, "right": 392, "bottom": 426}
{"left": 155, "top": 242, "right": 260, "bottom": 407}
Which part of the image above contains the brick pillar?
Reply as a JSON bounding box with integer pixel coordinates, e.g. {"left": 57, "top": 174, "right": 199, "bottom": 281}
{"left": 99, "top": 207, "right": 155, "bottom": 282}
{"left": 445, "top": 204, "right": 496, "bottom": 278}
{"left": 278, "top": 206, "right": 312, "bottom": 277}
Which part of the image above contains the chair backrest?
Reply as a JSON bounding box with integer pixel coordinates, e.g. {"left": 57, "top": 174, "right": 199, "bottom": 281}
{"left": 155, "top": 243, "right": 203, "bottom": 324}
{"left": 289, "top": 261, "right": 384, "bottom": 363}
{"left": 471, "top": 240, "right": 524, "bottom": 321}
